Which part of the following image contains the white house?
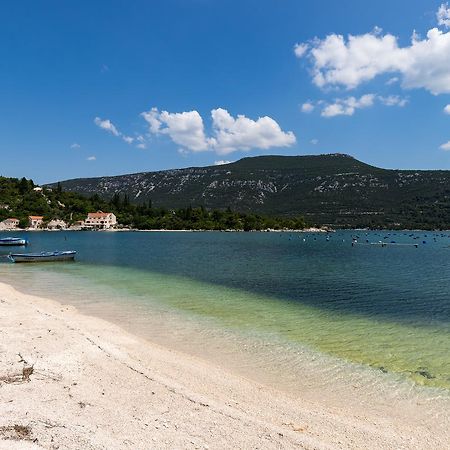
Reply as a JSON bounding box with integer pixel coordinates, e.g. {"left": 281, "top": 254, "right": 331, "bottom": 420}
{"left": 28, "top": 216, "right": 44, "bottom": 229}
{"left": 84, "top": 211, "right": 117, "bottom": 230}
{"left": 0, "top": 218, "right": 20, "bottom": 229}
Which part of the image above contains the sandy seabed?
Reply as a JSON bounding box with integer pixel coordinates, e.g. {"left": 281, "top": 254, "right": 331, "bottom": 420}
{"left": 0, "top": 281, "right": 449, "bottom": 450}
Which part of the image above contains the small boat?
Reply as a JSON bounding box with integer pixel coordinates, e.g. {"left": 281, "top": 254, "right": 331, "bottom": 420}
{"left": 0, "top": 237, "right": 28, "bottom": 246}
{"left": 8, "top": 250, "right": 76, "bottom": 263}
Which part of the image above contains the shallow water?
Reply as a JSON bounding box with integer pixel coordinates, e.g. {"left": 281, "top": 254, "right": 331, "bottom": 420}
{"left": 1, "top": 230, "right": 449, "bottom": 395}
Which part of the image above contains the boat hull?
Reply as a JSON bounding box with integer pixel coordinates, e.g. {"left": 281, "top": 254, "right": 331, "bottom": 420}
{"left": 0, "top": 239, "right": 28, "bottom": 246}
{"left": 9, "top": 251, "right": 76, "bottom": 263}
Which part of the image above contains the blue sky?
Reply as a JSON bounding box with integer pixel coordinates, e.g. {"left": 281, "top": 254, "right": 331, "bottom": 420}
{"left": 2, "top": 0, "right": 450, "bottom": 184}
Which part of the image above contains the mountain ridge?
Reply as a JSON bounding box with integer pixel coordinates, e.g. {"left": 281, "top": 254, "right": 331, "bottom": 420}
{"left": 48, "top": 154, "right": 450, "bottom": 228}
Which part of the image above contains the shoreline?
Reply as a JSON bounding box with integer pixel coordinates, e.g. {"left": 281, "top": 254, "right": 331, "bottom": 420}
{"left": 3, "top": 227, "right": 450, "bottom": 233}
{"left": 1, "top": 282, "right": 449, "bottom": 449}
{"left": 0, "top": 227, "right": 330, "bottom": 233}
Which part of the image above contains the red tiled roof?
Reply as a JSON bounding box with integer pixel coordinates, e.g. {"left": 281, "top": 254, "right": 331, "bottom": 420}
{"left": 87, "top": 211, "right": 112, "bottom": 218}
{"left": 28, "top": 216, "right": 44, "bottom": 220}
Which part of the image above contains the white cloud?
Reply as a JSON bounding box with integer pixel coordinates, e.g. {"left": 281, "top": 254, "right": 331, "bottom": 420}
{"left": 321, "top": 103, "right": 350, "bottom": 118}
{"left": 214, "top": 160, "right": 232, "bottom": 165}
{"left": 94, "top": 117, "right": 135, "bottom": 145}
{"left": 310, "top": 138, "right": 319, "bottom": 145}
{"left": 94, "top": 117, "right": 119, "bottom": 136}
{"left": 305, "top": 94, "right": 407, "bottom": 117}
{"left": 437, "top": 3, "right": 450, "bottom": 28}
{"left": 301, "top": 102, "right": 315, "bottom": 113}
{"left": 378, "top": 95, "right": 408, "bottom": 107}
{"left": 142, "top": 107, "right": 296, "bottom": 154}
{"left": 142, "top": 108, "right": 211, "bottom": 151}
{"left": 440, "top": 140, "right": 450, "bottom": 150}
{"left": 70, "top": 143, "right": 80, "bottom": 149}
{"left": 444, "top": 104, "right": 450, "bottom": 114}
{"left": 122, "top": 135, "right": 134, "bottom": 144}
{"left": 295, "top": 8, "right": 450, "bottom": 95}
{"left": 86, "top": 156, "right": 96, "bottom": 161}
{"left": 321, "top": 94, "right": 375, "bottom": 117}
{"left": 135, "top": 135, "right": 147, "bottom": 149}
{"left": 386, "top": 77, "right": 399, "bottom": 85}
{"left": 210, "top": 108, "right": 296, "bottom": 154}
{"left": 141, "top": 107, "right": 163, "bottom": 134}
{"left": 294, "top": 43, "right": 309, "bottom": 58}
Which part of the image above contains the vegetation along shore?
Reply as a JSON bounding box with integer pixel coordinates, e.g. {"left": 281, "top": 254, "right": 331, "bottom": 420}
{"left": 0, "top": 176, "right": 308, "bottom": 231}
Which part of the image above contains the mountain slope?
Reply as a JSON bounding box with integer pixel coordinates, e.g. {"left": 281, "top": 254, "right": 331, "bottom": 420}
{"left": 48, "top": 154, "right": 450, "bottom": 228}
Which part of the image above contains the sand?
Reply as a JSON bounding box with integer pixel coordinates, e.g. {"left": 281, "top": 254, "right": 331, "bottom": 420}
{"left": 0, "top": 281, "right": 449, "bottom": 450}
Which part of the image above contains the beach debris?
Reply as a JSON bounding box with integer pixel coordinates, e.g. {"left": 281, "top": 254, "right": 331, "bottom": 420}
{"left": 35, "top": 419, "right": 66, "bottom": 430}
{"left": 0, "top": 354, "right": 34, "bottom": 384}
{"left": 415, "top": 368, "right": 435, "bottom": 379}
{"left": 18, "top": 353, "right": 34, "bottom": 381}
{"left": 282, "top": 422, "right": 309, "bottom": 432}
{"left": 0, "top": 367, "right": 33, "bottom": 384}
{"left": 22, "top": 364, "right": 34, "bottom": 381}
{"left": 0, "top": 373, "right": 22, "bottom": 384}
{"left": 0, "top": 424, "right": 32, "bottom": 441}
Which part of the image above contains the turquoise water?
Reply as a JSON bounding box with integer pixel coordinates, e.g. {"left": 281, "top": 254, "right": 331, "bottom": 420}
{"left": 1, "top": 230, "right": 449, "bottom": 392}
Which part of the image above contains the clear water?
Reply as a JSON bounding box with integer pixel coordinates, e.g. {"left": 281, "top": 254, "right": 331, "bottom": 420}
{"left": 1, "top": 230, "right": 449, "bottom": 395}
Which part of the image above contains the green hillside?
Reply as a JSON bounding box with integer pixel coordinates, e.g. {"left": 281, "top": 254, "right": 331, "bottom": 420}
{"left": 48, "top": 153, "right": 450, "bottom": 229}
{"left": 0, "top": 176, "right": 307, "bottom": 231}
{"left": 0, "top": 177, "right": 112, "bottom": 227}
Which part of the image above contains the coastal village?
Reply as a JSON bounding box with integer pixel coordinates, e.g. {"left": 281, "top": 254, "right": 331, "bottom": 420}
{"left": 0, "top": 211, "right": 117, "bottom": 231}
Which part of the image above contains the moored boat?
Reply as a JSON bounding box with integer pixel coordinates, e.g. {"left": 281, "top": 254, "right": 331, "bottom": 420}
{"left": 8, "top": 250, "right": 76, "bottom": 263}
{"left": 0, "top": 237, "right": 28, "bottom": 246}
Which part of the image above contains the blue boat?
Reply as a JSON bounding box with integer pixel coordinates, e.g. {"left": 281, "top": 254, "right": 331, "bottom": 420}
{"left": 0, "top": 237, "right": 28, "bottom": 246}
{"left": 8, "top": 250, "right": 76, "bottom": 263}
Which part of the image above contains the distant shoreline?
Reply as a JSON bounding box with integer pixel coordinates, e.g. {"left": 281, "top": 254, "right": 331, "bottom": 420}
{"left": 2, "top": 227, "right": 450, "bottom": 233}
{"left": 0, "top": 227, "right": 331, "bottom": 233}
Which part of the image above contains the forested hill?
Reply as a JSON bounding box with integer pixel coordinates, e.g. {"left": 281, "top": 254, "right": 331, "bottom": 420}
{"left": 48, "top": 154, "right": 450, "bottom": 229}
{"left": 0, "top": 177, "right": 307, "bottom": 231}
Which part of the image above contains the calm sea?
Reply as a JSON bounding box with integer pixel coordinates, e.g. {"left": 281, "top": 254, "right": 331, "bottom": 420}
{"left": 1, "top": 230, "right": 449, "bottom": 402}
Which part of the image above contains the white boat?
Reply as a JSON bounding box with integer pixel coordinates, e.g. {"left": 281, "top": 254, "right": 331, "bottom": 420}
{"left": 8, "top": 251, "right": 76, "bottom": 263}
{"left": 0, "top": 237, "right": 28, "bottom": 246}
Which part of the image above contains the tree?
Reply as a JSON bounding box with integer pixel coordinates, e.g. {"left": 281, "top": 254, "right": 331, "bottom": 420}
{"left": 18, "top": 177, "right": 29, "bottom": 195}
